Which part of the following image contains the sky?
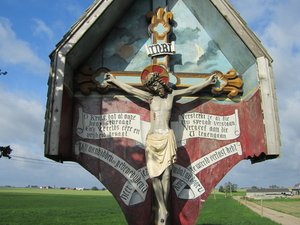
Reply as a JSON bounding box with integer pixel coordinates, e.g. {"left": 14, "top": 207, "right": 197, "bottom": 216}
{"left": 0, "top": 0, "right": 299, "bottom": 189}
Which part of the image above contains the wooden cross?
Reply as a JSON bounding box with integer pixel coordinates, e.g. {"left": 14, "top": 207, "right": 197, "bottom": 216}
{"left": 74, "top": 7, "right": 243, "bottom": 99}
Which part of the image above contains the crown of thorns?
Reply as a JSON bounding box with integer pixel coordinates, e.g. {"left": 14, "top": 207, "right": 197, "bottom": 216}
{"left": 144, "top": 72, "right": 160, "bottom": 88}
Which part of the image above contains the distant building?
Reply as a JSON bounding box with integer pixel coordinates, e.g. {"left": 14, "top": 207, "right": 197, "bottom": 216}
{"left": 294, "top": 183, "right": 300, "bottom": 187}
{"left": 246, "top": 188, "right": 292, "bottom": 199}
{"left": 76, "top": 188, "right": 84, "bottom": 191}
{"left": 292, "top": 186, "right": 300, "bottom": 196}
{"left": 65, "top": 187, "right": 75, "bottom": 190}
{"left": 27, "top": 185, "right": 39, "bottom": 188}
{"left": 40, "top": 186, "right": 52, "bottom": 189}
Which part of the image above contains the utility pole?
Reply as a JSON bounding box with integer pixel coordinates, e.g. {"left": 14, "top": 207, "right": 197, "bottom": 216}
{"left": 261, "top": 198, "right": 264, "bottom": 217}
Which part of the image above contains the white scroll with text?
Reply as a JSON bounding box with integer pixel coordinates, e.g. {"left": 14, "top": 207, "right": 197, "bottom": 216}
{"left": 176, "top": 109, "right": 240, "bottom": 141}
{"left": 76, "top": 108, "right": 150, "bottom": 144}
{"left": 172, "top": 142, "right": 242, "bottom": 199}
{"left": 120, "top": 166, "right": 149, "bottom": 206}
{"left": 144, "top": 41, "right": 176, "bottom": 57}
{"left": 76, "top": 108, "right": 240, "bottom": 144}
{"left": 75, "top": 141, "right": 149, "bottom": 205}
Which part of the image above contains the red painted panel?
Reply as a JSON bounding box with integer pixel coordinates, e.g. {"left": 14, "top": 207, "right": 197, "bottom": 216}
{"left": 70, "top": 90, "right": 266, "bottom": 225}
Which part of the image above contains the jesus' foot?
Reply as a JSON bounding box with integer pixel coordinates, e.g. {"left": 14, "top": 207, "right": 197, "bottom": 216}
{"left": 158, "top": 209, "right": 169, "bottom": 224}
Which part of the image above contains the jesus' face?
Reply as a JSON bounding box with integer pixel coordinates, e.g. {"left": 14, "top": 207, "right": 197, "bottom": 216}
{"left": 150, "top": 81, "right": 165, "bottom": 97}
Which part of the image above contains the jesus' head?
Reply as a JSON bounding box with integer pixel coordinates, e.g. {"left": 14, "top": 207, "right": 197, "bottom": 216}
{"left": 144, "top": 72, "right": 172, "bottom": 97}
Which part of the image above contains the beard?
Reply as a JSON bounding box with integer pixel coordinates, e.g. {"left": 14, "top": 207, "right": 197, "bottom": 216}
{"left": 158, "top": 88, "right": 165, "bottom": 97}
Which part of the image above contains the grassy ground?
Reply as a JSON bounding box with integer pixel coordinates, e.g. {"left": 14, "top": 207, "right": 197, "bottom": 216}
{"left": 250, "top": 197, "right": 300, "bottom": 218}
{"left": 0, "top": 188, "right": 280, "bottom": 225}
{"left": 0, "top": 187, "right": 112, "bottom": 196}
{"left": 196, "top": 193, "right": 279, "bottom": 225}
{"left": 0, "top": 188, "right": 126, "bottom": 225}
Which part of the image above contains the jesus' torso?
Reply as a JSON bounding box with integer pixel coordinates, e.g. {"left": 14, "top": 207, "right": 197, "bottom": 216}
{"left": 149, "top": 92, "right": 174, "bottom": 135}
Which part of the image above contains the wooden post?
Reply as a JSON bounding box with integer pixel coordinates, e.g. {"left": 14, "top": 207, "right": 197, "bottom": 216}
{"left": 214, "top": 189, "right": 216, "bottom": 200}
{"left": 261, "top": 198, "right": 263, "bottom": 217}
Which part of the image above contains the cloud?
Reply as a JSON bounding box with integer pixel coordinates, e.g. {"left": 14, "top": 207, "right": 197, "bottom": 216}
{"left": 230, "top": 0, "right": 278, "bottom": 29}
{"left": 224, "top": 156, "right": 298, "bottom": 188}
{"left": 0, "top": 17, "right": 48, "bottom": 76}
{"left": 32, "top": 18, "right": 54, "bottom": 41}
{"left": 230, "top": 0, "right": 300, "bottom": 96}
{"left": 0, "top": 86, "right": 44, "bottom": 148}
{"left": 280, "top": 91, "right": 300, "bottom": 136}
{"left": 261, "top": 11, "right": 300, "bottom": 94}
{"left": 0, "top": 152, "right": 102, "bottom": 188}
{"left": 64, "top": 1, "right": 87, "bottom": 18}
{"left": 249, "top": 0, "right": 300, "bottom": 114}
{"left": 0, "top": 86, "right": 103, "bottom": 188}
{"left": 219, "top": 0, "right": 300, "bottom": 188}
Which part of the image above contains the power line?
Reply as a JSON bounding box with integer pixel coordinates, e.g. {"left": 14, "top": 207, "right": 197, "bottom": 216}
{"left": 12, "top": 155, "right": 57, "bottom": 163}
{"left": 8, "top": 155, "right": 79, "bottom": 167}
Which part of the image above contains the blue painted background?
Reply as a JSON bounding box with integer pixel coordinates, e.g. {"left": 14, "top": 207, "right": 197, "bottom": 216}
{"left": 85, "top": 0, "right": 258, "bottom": 103}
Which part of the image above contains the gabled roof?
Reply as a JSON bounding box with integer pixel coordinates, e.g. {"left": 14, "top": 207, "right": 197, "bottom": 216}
{"left": 294, "top": 183, "right": 300, "bottom": 187}
{"left": 45, "top": 0, "right": 279, "bottom": 159}
{"left": 50, "top": 0, "right": 135, "bottom": 68}
{"left": 50, "top": 0, "right": 271, "bottom": 71}
{"left": 247, "top": 188, "right": 290, "bottom": 193}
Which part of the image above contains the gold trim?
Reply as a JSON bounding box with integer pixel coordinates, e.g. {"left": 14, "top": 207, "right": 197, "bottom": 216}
{"left": 74, "top": 87, "right": 258, "bottom": 102}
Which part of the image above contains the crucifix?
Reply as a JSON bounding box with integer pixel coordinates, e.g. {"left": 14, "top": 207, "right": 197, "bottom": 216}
{"left": 105, "top": 65, "right": 216, "bottom": 224}
{"left": 75, "top": 7, "right": 243, "bottom": 98}
{"left": 74, "top": 7, "right": 243, "bottom": 225}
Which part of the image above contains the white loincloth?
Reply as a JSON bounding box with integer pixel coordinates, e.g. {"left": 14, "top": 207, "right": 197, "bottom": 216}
{"left": 145, "top": 130, "right": 177, "bottom": 178}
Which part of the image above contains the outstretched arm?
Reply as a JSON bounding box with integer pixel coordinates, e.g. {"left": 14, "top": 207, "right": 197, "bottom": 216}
{"left": 105, "top": 73, "right": 150, "bottom": 100}
{"left": 173, "top": 74, "right": 217, "bottom": 97}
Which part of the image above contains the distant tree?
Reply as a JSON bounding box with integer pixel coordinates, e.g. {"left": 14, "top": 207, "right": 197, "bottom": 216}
{"left": 224, "top": 182, "right": 237, "bottom": 193}
{"left": 0, "top": 146, "right": 13, "bottom": 159}
{"left": 91, "top": 186, "right": 98, "bottom": 190}
{"left": 269, "top": 185, "right": 279, "bottom": 189}
{"left": 0, "top": 69, "right": 7, "bottom": 75}
{"left": 219, "top": 185, "right": 224, "bottom": 193}
{"left": 251, "top": 186, "right": 258, "bottom": 189}
{"left": 233, "top": 183, "right": 238, "bottom": 191}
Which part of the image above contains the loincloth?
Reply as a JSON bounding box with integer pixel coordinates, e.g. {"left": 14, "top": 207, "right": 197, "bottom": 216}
{"left": 145, "top": 130, "right": 177, "bottom": 178}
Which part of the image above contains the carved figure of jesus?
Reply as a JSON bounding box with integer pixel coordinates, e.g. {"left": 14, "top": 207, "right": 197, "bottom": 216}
{"left": 105, "top": 71, "right": 216, "bottom": 224}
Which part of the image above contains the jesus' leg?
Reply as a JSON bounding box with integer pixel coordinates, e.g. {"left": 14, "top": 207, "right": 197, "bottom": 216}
{"left": 152, "top": 167, "right": 171, "bottom": 224}
{"left": 161, "top": 166, "right": 171, "bottom": 203}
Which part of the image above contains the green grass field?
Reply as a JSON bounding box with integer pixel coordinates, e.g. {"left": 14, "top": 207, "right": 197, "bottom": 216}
{"left": 250, "top": 197, "right": 300, "bottom": 218}
{"left": 0, "top": 187, "right": 113, "bottom": 196}
{"left": 0, "top": 188, "right": 280, "bottom": 225}
{"left": 196, "top": 194, "right": 279, "bottom": 225}
{"left": 0, "top": 188, "right": 126, "bottom": 225}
